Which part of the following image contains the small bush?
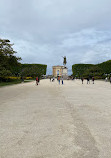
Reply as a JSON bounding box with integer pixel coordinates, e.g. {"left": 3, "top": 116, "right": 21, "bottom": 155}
{"left": 7, "top": 76, "right": 20, "bottom": 80}
{"left": 0, "top": 76, "right": 20, "bottom": 82}
{"left": 25, "top": 77, "right": 32, "bottom": 80}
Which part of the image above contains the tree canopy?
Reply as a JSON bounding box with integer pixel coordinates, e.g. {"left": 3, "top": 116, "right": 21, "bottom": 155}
{"left": 0, "top": 38, "right": 21, "bottom": 80}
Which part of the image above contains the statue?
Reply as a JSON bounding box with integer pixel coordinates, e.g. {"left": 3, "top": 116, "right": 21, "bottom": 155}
{"left": 63, "top": 56, "right": 67, "bottom": 67}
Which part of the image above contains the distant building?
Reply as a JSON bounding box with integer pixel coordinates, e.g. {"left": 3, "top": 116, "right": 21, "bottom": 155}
{"left": 52, "top": 65, "right": 64, "bottom": 77}
{"left": 52, "top": 65, "right": 68, "bottom": 79}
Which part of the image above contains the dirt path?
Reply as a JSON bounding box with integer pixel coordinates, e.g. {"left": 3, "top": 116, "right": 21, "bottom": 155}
{"left": 0, "top": 79, "right": 111, "bottom": 158}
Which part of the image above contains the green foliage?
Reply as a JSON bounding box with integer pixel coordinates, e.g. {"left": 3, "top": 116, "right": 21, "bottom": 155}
{"left": 21, "top": 64, "right": 47, "bottom": 78}
{"left": 0, "top": 38, "right": 47, "bottom": 82}
{"left": 72, "top": 64, "right": 93, "bottom": 77}
{"left": 72, "top": 60, "right": 111, "bottom": 79}
{"left": 0, "top": 38, "right": 21, "bottom": 80}
{"left": 98, "top": 60, "right": 111, "bottom": 74}
{"left": 83, "top": 66, "right": 103, "bottom": 78}
{"left": 0, "top": 67, "right": 12, "bottom": 79}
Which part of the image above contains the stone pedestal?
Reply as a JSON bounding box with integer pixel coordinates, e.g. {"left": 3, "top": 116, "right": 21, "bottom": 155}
{"left": 62, "top": 67, "right": 68, "bottom": 79}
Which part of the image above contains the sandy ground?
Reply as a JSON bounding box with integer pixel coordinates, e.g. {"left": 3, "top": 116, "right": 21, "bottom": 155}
{"left": 0, "top": 79, "right": 111, "bottom": 158}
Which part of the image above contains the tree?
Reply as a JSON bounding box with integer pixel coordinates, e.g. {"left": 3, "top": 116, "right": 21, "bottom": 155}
{"left": 0, "top": 38, "right": 21, "bottom": 80}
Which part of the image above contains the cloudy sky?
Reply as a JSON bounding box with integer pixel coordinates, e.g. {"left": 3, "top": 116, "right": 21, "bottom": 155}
{"left": 0, "top": 0, "right": 111, "bottom": 74}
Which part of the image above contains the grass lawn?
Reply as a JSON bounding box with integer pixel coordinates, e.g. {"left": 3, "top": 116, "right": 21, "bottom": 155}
{"left": 0, "top": 80, "right": 33, "bottom": 87}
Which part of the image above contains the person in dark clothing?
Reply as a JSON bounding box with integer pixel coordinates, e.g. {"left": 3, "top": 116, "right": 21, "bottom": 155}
{"left": 61, "top": 77, "right": 64, "bottom": 85}
{"left": 87, "top": 77, "right": 90, "bottom": 84}
{"left": 110, "top": 77, "right": 111, "bottom": 84}
{"left": 38, "top": 77, "right": 40, "bottom": 83}
{"left": 92, "top": 77, "right": 95, "bottom": 84}
{"left": 21, "top": 76, "right": 24, "bottom": 82}
{"left": 72, "top": 77, "right": 74, "bottom": 80}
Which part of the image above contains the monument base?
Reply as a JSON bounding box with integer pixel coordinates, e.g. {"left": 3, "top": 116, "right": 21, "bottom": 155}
{"left": 62, "top": 67, "right": 68, "bottom": 80}
{"left": 62, "top": 75, "right": 68, "bottom": 80}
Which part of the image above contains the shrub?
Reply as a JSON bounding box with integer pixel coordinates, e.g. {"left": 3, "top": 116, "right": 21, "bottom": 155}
{"left": 25, "top": 77, "right": 32, "bottom": 80}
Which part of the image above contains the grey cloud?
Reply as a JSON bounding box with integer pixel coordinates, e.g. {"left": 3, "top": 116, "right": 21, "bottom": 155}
{"left": 0, "top": 0, "right": 111, "bottom": 74}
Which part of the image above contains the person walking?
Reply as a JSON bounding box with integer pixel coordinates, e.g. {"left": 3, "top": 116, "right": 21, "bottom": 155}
{"left": 38, "top": 77, "right": 40, "bottom": 84}
{"left": 87, "top": 77, "right": 90, "bottom": 84}
{"left": 105, "top": 77, "right": 108, "bottom": 82}
{"left": 58, "top": 76, "right": 60, "bottom": 84}
{"left": 36, "top": 76, "right": 39, "bottom": 85}
{"left": 92, "top": 77, "right": 95, "bottom": 84}
{"left": 110, "top": 77, "right": 111, "bottom": 84}
{"left": 21, "top": 76, "right": 24, "bottom": 83}
{"left": 52, "top": 77, "right": 55, "bottom": 82}
{"left": 61, "top": 77, "right": 64, "bottom": 85}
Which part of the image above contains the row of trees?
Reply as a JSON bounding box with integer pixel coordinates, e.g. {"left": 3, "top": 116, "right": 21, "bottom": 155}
{"left": 72, "top": 61, "right": 111, "bottom": 79}
{"left": 0, "top": 38, "right": 47, "bottom": 82}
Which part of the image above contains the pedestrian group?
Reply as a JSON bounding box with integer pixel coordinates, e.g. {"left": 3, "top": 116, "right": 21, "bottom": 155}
{"left": 35, "top": 75, "right": 111, "bottom": 86}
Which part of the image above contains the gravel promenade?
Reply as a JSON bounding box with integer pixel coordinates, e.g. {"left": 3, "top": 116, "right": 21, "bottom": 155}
{"left": 0, "top": 79, "right": 111, "bottom": 158}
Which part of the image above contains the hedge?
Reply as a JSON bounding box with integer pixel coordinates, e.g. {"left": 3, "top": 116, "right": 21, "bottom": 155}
{"left": 21, "top": 64, "right": 47, "bottom": 78}
{"left": 72, "top": 64, "right": 94, "bottom": 77}
{"left": 72, "top": 60, "right": 111, "bottom": 78}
